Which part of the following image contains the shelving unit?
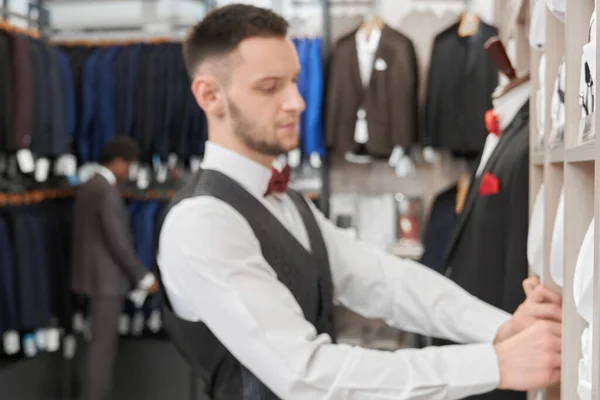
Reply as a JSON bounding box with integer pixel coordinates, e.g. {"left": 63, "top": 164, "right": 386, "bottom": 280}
{"left": 528, "top": 1, "right": 599, "bottom": 399}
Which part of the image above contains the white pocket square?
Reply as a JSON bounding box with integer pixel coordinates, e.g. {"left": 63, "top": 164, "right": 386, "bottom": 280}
{"left": 374, "top": 58, "right": 387, "bottom": 71}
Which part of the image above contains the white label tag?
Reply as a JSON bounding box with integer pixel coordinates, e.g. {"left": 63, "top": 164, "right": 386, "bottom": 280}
{"left": 423, "top": 147, "right": 437, "bottom": 163}
{"left": 136, "top": 167, "right": 150, "bottom": 190}
{"left": 118, "top": 314, "right": 131, "bottom": 335}
{"left": 309, "top": 152, "right": 322, "bottom": 169}
{"left": 167, "top": 153, "right": 178, "bottom": 169}
{"left": 132, "top": 311, "right": 145, "bottom": 336}
{"left": 287, "top": 148, "right": 302, "bottom": 168}
{"left": 54, "top": 154, "right": 77, "bottom": 176}
{"left": 73, "top": 312, "right": 85, "bottom": 333}
{"left": 189, "top": 156, "right": 202, "bottom": 173}
{"left": 147, "top": 310, "right": 162, "bottom": 333}
{"left": 63, "top": 335, "right": 76, "bottom": 360}
{"left": 128, "top": 289, "right": 147, "bottom": 309}
{"left": 16, "top": 149, "right": 35, "bottom": 173}
{"left": 157, "top": 164, "right": 168, "bottom": 183}
{"left": 388, "top": 146, "right": 404, "bottom": 167}
{"left": 3, "top": 330, "right": 20, "bottom": 355}
{"left": 23, "top": 334, "right": 37, "bottom": 357}
{"left": 129, "top": 162, "right": 140, "bottom": 181}
{"left": 35, "top": 329, "right": 47, "bottom": 350}
{"left": 46, "top": 328, "right": 61, "bottom": 352}
{"left": 34, "top": 158, "right": 50, "bottom": 182}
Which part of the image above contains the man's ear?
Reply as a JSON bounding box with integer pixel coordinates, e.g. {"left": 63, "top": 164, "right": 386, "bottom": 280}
{"left": 191, "top": 76, "right": 226, "bottom": 117}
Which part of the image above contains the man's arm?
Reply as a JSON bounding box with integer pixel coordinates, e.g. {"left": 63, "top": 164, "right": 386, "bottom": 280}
{"left": 308, "top": 202, "right": 511, "bottom": 344}
{"left": 99, "top": 188, "right": 150, "bottom": 285}
{"left": 158, "top": 197, "right": 503, "bottom": 399}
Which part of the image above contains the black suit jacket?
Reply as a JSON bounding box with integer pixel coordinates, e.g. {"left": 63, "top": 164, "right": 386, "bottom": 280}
{"left": 435, "top": 103, "right": 530, "bottom": 400}
{"left": 424, "top": 21, "right": 499, "bottom": 156}
{"left": 0, "top": 32, "right": 10, "bottom": 153}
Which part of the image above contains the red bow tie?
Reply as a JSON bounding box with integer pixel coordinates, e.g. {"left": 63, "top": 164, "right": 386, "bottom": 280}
{"left": 264, "top": 165, "right": 291, "bottom": 196}
{"left": 485, "top": 109, "right": 501, "bottom": 136}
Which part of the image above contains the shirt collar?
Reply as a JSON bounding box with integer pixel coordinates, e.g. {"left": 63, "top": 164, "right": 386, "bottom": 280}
{"left": 96, "top": 165, "right": 117, "bottom": 185}
{"left": 201, "top": 141, "right": 273, "bottom": 198}
{"left": 355, "top": 27, "right": 382, "bottom": 53}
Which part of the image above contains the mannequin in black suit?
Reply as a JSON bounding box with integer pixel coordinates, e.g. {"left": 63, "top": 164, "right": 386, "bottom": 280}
{"left": 434, "top": 38, "right": 531, "bottom": 400}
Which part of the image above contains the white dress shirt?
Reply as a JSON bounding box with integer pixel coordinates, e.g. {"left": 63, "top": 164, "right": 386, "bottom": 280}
{"left": 158, "top": 141, "right": 511, "bottom": 400}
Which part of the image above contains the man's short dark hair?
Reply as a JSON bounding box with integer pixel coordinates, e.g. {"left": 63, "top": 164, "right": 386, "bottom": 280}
{"left": 182, "top": 4, "right": 289, "bottom": 78}
{"left": 99, "top": 136, "right": 140, "bottom": 165}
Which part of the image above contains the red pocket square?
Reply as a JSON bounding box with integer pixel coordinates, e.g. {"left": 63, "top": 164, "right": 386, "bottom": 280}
{"left": 479, "top": 172, "right": 500, "bottom": 196}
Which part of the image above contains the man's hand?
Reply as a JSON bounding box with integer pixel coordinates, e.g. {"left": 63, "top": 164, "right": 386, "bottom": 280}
{"left": 494, "top": 277, "right": 562, "bottom": 343}
{"left": 495, "top": 320, "right": 561, "bottom": 391}
{"left": 147, "top": 280, "right": 160, "bottom": 294}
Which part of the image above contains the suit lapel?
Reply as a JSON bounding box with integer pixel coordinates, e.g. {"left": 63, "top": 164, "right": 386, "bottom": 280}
{"left": 347, "top": 33, "right": 364, "bottom": 93}
{"left": 445, "top": 103, "right": 529, "bottom": 263}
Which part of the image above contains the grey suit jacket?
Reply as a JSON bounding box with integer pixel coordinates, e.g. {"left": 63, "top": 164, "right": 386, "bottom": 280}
{"left": 71, "top": 174, "right": 146, "bottom": 297}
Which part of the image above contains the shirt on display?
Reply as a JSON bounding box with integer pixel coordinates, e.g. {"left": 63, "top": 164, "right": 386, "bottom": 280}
{"left": 573, "top": 218, "right": 594, "bottom": 400}
{"left": 529, "top": 0, "right": 547, "bottom": 50}
{"left": 549, "top": 188, "right": 565, "bottom": 287}
{"left": 527, "top": 185, "right": 544, "bottom": 278}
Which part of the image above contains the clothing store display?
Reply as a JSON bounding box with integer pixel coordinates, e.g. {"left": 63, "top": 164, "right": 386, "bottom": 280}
{"left": 293, "top": 37, "right": 326, "bottom": 164}
{"left": 325, "top": 24, "right": 419, "bottom": 159}
{"left": 529, "top": 0, "right": 547, "bottom": 50}
{"left": 573, "top": 219, "right": 594, "bottom": 400}
{"left": 424, "top": 20, "right": 499, "bottom": 156}
{"left": 419, "top": 185, "right": 458, "bottom": 275}
{"left": 156, "top": 141, "right": 512, "bottom": 399}
{"left": 579, "top": 11, "right": 596, "bottom": 121}
{"left": 0, "top": 199, "right": 73, "bottom": 355}
{"left": 59, "top": 42, "right": 207, "bottom": 166}
{"left": 436, "top": 101, "right": 530, "bottom": 400}
{"left": 0, "top": 28, "right": 71, "bottom": 167}
{"left": 549, "top": 188, "right": 565, "bottom": 286}
{"left": 527, "top": 185, "right": 544, "bottom": 278}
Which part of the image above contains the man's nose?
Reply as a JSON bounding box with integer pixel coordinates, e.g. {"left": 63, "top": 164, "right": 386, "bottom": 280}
{"left": 283, "top": 85, "right": 306, "bottom": 113}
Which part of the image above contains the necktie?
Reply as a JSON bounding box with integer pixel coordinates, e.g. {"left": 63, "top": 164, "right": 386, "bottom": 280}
{"left": 264, "top": 165, "right": 291, "bottom": 196}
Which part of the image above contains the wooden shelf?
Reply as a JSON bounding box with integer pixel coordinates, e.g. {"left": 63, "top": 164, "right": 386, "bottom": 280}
{"left": 548, "top": 146, "right": 565, "bottom": 163}
{"left": 566, "top": 141, "right": 596, "bottom": 163}
{"left": 532, "top": 152, "right": 545, "bottom": 165}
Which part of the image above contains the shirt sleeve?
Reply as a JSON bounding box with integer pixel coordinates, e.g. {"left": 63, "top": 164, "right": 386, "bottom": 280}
{"left": 308, "top": 201, "right": 512, "bottom": 344}
{"left": 158, "top": 197, "right": 503, "bottom": 399}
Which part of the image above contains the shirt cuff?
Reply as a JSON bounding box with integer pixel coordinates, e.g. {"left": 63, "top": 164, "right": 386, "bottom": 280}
{"left": 440, "top": 343, "right": 500, "bottom": 399}
{"left": 138, "top": 273, "right": 156, "bottom": 290}
{"left": 464, "top": 299, "right": 512, "bottom": 343}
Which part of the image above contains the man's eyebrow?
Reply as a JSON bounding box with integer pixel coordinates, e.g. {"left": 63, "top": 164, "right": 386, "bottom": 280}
{"left": 252, "top": 75, "right": 287, "bottom": 83}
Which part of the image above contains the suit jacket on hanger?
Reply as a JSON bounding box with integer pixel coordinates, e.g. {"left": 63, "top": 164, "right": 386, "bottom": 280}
{"left": 325, "top": 24, "right": 419, "bottom": 158}
{"left": 434, "top": 102, "right": 530, "bottom": 400}
{"left": 424, "top": 20, "right": 499, "bottom": 156}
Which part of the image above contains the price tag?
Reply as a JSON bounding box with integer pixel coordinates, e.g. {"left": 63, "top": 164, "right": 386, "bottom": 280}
{"left": 189, "top": 156, "right": 202, "bottom": 173}
{"left": 132, "top": 311, "right": 145, "bottom": 336}
{"left": 46, "top": 328, "right": 61, "bottom": 352}
{"left": 35, "top": 158, "right": 50, "bottom": 182}
{"left": 22, "top": 334, "right": 37, "bottom": 357}
{"left": 3, "top": 330, "right": 20, "bottom": 355}
{"left": 157, "top": 164, "right": 168, "bottom": 183}
{"left": 35, "top": 329, "right": 47, "bottom": 350}
{"left": 129, "top": 162, "right": 140, "bottom": 181}
{"left": 118, "top": 314, "right": 131, "bottom": 335}
{"left": 147, "top": 310, "right": 162, "bottom": 333}
{"left": 167, "top": 153, "right": 178, "bottom": 169}
{"left": 287, "top": 148, "right": 301, "bottom": 168}
{"left": 63, "top": 335, "right": 76, "bottom": 360}
{"left": 136, "top": 167, "right": 150, "bottom": 190}
{"left": 309, "top": 153, "right": 322, "bottom": 169}
{"left": 16, "top": 149, "right": 35, "bottom": 173}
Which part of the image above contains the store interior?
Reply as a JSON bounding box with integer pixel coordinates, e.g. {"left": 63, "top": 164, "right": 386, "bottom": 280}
{"left": 0, "top": 0, "right": 599, "bottom": 399}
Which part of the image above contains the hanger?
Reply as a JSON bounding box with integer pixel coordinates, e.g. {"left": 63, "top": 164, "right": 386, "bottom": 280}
{"left": 458, "top": 0, "right": 480, "bottom": 37}
{"left": 0, "top": 20, "right": 40, "bottom": 38}
{"left": 360, "top": 9, "right": 384, "bottom": 40}
{"left": 484, "top": 36, "right": 530, "bottom": 99}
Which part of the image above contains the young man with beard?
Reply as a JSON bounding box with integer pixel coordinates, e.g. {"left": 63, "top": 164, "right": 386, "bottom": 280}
{"left": 157, "top": 4, "right": 562, "bottom": 399}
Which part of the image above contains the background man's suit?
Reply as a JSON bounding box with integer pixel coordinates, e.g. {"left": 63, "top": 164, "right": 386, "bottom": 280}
{"left": 71, "top": 171, "right": 148, "bottom": 400}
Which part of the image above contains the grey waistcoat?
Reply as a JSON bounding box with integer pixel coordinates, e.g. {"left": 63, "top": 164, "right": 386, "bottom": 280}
{"left": 155, "top": 169, "right": 336, "bottom": 400}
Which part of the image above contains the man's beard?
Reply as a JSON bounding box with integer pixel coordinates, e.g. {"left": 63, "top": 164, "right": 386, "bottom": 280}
{"left": 228, "top": 100, "right": 287, "bottom": 156}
